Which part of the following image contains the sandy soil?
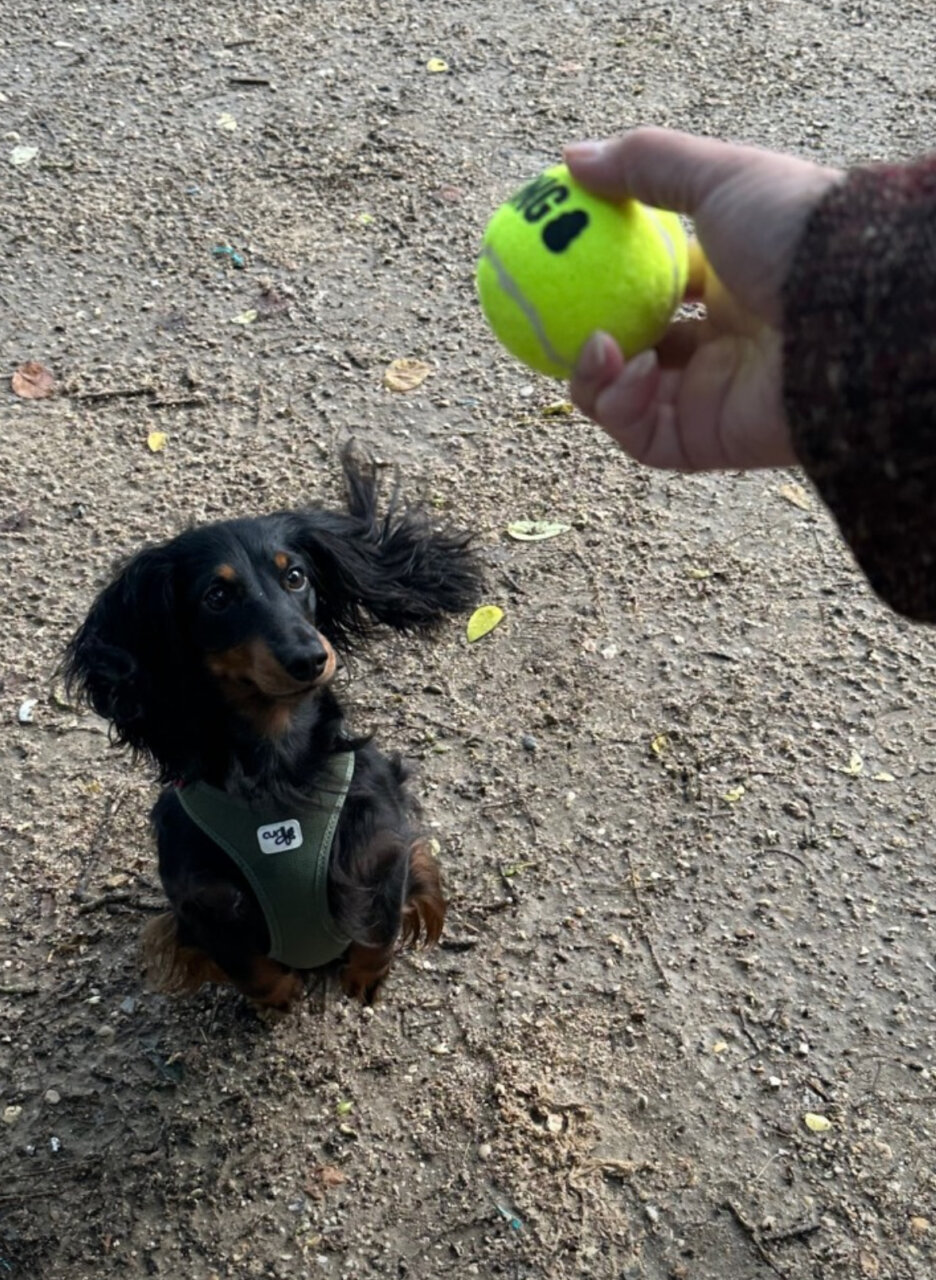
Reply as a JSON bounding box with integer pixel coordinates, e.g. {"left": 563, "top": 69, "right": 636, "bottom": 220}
{"left": 3, "top": 2, "right": 936, "bottom": 1277}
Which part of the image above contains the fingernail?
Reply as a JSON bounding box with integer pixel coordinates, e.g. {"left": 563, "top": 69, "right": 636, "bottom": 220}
{"left": 563, "top": 140, "right": 607, "bottom": 165}
{"left": 619, "top": 348, "right": 658, "bottom": 384}
{"left": 576, "top": 331, "right": 614, "bottom": 381}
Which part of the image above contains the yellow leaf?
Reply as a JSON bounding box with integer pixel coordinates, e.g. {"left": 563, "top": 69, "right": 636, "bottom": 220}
{"left": 506, "top": 521, "right": 570, "bottom": 541}
{"left": 804, "top": 1112, "right": 832, "bottom": 1133}
{"left": 336, "top": 1100, "right": 353, "bottom": 1117}
{"left": 843, "top": 750, "right": 864, "bottom": 776}
{"left": 873, "top": 771, "right": 896, "bottom": 783}
{"left": 687, "top": 567, "right": 712, "bottom": 580}
{"left": 216, "top": 112, "right": 238, "bottom": 132}
{"left": 542, "top": 401, "right": 573, "bottom": 417}
{"left": 426, "top": 57, "right": 449, "bottom": 73}
{"left": 723, "top": 785, "right": 746, "bottom": 804}
{"left": 467, "top": 605, "right": 503, "bottom": 643}
{"left": 147, "top": 431, "right": 168, "bottom": 453}
{"left": 712, "top": 1041, "right": 729, "bottom": 1054}
{"left": 779, "top": 481, "right": 811, "bottom": 511}
{"left": 650, "top": 733, "right": 669, "bottom": 758}
{"left": 231, "top": 309, "right": 258, "bottom": 325}
{"left": 356, "top": 212, "right": 374, "bottom": 225}
{"left": 384, "top": 357, "right": 431, "bottom": 392}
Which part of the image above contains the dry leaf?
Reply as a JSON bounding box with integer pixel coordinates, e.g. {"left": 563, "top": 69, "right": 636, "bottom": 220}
{"left": 723, "top": 785, "right": 746, "bottom": 803}
{"left": 712, "top": 1041, "right": 729, "bottom": 1054}
{"left": 804, "top": 1112, "right": 832, "bottom": 1133}
{"left": 873, "top": 771, "right": 896, "bottom": 783}
{"left": 10, "top": 145, "right": 38, "bottom": 167}
{"left": 545, "top": 1113, "right": 564, "bottom": 1135}
{"left": 687, "top": 567, "right": 712, "bottom": 580}
{"left": 231, "top": 309, "right": 258, "bottom": 325}
{"left": 319, "top": 1165, "right": 346, "bottom": 1189}
{"left": 216, "top": 112, "right": 238, "bottom": 132}
{"left": 147, "top": 431, "right": 168, "bottom": 453}
{"left": 779, "top": 481, "right": 811, "bottom": 511}
{"left": 335, "top": 1100, "right": 353, "bottom": 1117}
{"left": 542, "top": 400, "right": 573, "bottom": 417}
{"left": 384, "top": 358, "right": 431, "bottom": 392}
{"left": 426, "top": 57, "right": 449, "bottom": 73}
{"left": 467, "top": 605, "right": 503, "bottom": 643}
{"left": 506, "top": 521, "right": 570, "bottom": 542}
{"left": 11, "top": 361, "right": 55, "bottom": 399}
{"left": 650, "top": 733, "right": 669, "bottom": 758}
{"left": 843, "top": 750, "right": 864, "bottom": 776}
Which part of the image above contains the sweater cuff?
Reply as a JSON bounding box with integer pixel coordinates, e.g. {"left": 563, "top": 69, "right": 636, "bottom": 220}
{"left": 782, "top": 156, "right": 936, "bottom": 621}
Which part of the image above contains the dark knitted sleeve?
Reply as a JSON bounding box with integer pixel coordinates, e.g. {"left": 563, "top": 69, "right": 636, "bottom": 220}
{"left": 782, "top": 155, "right": 936, "bottom": 621}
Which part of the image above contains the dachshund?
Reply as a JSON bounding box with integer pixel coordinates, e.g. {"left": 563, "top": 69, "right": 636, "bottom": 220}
{"left": 64, "top": 447, "right": 482, "bottom": 1011}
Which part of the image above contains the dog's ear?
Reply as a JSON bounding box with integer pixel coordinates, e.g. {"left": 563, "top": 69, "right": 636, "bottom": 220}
{"left": 64, "top": 545, "right": 181, "bottom": 760}
{"left": 285, "top": 448, "right": 483, "bottom": 645}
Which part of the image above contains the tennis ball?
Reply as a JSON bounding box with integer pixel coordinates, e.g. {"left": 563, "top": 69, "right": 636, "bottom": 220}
{"left": 477, "top": 163, "right": 688, "bottom": 378}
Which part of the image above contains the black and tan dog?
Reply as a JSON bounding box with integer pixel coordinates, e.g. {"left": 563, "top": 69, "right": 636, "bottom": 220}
{"left": 65, "top": 448, "right": 482, "bottom": 1010}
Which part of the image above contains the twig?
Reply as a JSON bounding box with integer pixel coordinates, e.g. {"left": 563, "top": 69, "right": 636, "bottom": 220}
{"left": 736, "top": 1007, "right": 763, "bottom": 1054}
{"left": 71, "top": 386, "right": 152, "bottom": 402}
{"left": 76, "top": 891, "right": 164, "bottom": 915}
{"left": 228, "top": 75, "right": 273, "bottom": 87}
{"left": 722, "top": 1200, "right": 792, "bottom": 1280}
{"left": 149, "top": 395, "right": 210, "bottom": 409}
{"left": 762, "top": 1219, "right": 822, "bottom": 1246}
{"left": 75, "top": 794, "right": 125, "bottom": 899}
{"left": 622, "top": 846, "right": 671, "bottom": 990}
{"left": 0, "top": 983, "right": 40, "bottom": 996}
{"left": 465, "top": 898, "right": 513, "bottom": 918}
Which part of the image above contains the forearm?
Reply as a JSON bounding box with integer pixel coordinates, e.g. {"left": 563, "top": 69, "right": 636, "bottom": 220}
{"left": 783, "top": 154, "right": 936, "bottom": 621}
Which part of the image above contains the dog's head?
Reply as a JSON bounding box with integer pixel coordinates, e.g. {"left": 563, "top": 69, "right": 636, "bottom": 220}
{"left": 64, "top": 450, "right": 482, "bottom": 779}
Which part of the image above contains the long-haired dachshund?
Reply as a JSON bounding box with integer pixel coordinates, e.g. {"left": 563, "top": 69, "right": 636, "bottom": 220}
{"left": 64, "top": 448, "right": 482, "bottom": 1011}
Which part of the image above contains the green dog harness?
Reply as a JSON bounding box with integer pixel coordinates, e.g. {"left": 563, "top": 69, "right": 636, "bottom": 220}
{"left": 176, "top": 751, "right": 355, "bottom": 970}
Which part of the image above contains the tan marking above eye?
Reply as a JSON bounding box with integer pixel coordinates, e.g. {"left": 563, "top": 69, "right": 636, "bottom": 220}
{"left": 274, "top": 552, "right": 289, "bottom": 571}
{"left": 216, "top": 564, "right": 238, "bottom": 582}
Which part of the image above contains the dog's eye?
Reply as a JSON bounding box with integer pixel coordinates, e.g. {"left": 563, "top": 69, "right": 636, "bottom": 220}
{"left": 203, "top": 582, "right": 233, "bottom": 612}
{"left": 284, "top": 566, "right": 307, "bottom": 592}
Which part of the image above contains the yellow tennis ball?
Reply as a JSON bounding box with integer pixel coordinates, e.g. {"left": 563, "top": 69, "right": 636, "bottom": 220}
{"left": 477, "top": 163, "right": 688, "bottom": 378}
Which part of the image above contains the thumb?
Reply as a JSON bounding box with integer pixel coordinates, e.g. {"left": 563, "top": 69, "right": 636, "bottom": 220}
{"left": 563, "top": 127, "right": 762, "bottom": 215}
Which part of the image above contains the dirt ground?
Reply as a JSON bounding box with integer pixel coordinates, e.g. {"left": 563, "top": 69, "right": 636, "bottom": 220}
{"left": 3, "top": 2, "right": 936, "bottom": 1278}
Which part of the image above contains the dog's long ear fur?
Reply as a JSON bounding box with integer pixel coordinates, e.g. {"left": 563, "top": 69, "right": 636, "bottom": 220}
{"left": 284, "top": 447, "right": 483, "bottom": 647}
{"left": 64, "top": 546, "right": 184, "bottom": 768}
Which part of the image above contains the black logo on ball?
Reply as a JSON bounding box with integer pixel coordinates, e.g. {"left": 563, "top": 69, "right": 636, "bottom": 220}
{"left": 542, "top": 210, "right": 589, "bottom": 253}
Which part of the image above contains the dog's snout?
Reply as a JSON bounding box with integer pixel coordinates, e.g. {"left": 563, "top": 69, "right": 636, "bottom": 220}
{"left": 282, "top": 641, "right": 328, "bottom": 684}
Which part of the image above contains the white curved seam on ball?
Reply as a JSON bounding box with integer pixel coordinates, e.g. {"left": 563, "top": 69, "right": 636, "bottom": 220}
{"left": 645, "top": 209, "right": 682, "bottom": 314}
{"left": 480, "top": 243, "right": 572, "bottom": 374}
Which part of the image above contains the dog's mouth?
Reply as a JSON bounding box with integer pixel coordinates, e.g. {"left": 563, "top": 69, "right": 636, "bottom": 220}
{"left": 207, "top": 638, "right": 338, "bottom": 703}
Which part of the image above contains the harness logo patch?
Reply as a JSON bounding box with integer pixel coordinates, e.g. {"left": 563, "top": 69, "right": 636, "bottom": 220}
{"left": 257, "top": 819, "right": 303, "bottom": 854}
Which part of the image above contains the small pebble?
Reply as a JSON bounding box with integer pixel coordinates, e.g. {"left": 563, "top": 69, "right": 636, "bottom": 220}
{"left": 478, "top": 1143, "right": 492, "bottom": 1161}
{"left": 520, "top": 733, "right": 538, "bottom": 753}
{"left": 3, "top": 1105, "right": 22, "bottom": 1125}
{"left": 45, "top": 1089, "right": 61, "bottom": 1105}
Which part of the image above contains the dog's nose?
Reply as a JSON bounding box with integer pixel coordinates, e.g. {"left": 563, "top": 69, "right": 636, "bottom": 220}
{"left": 283, "top": 642, "right": 328, "bottom": 684}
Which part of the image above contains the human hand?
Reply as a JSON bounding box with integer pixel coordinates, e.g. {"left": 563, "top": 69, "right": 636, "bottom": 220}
{"left": 565, "top": 128, "right": 843, "bottom": 470}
